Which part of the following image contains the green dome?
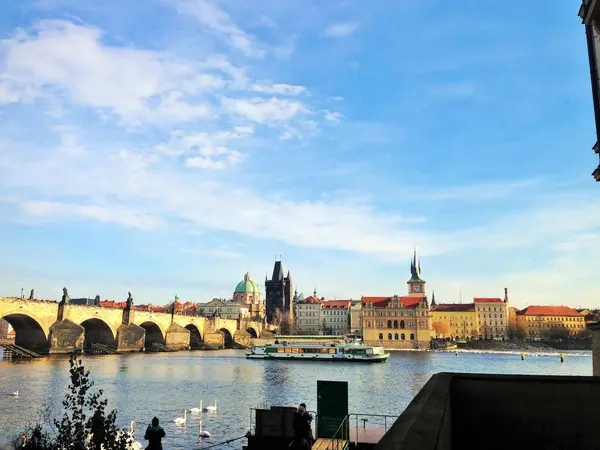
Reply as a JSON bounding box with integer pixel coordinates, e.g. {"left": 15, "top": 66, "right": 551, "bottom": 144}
{"left": 234, "top": 273, "right": 260, "bottom": 293}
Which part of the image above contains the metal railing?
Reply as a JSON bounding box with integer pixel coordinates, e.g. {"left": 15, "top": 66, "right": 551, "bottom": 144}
{"left": 348, "top": 412, "right": 396, "bottom": 442}
{"left": 324, "top": 414, "right": 350, "bottom": 450}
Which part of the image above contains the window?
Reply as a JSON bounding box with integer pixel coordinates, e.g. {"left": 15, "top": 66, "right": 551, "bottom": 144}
{"left": 393, "top": 320, "right": 398, "bottom": 328}
{"left": 394, "top": 333, "right": 399, "bottom": 340}
{"left": 410, "top": 333, "right": 415, "bottom": 341}
{"left": 378, "top": 333, "right": 383, "bottom": 340}
{"left": 387, "top": 320, "right": 392, "bottom": 328}
{"left": 401, "top": 333, "right": 406, "bottom": 341}
{"left": 400, "top": 320, "right": 405, "bottom": 329}
{"left": 388, "top": 333, "right": 392, "bottom": 340}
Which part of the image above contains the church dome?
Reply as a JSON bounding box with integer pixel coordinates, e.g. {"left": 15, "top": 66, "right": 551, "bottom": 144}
{"left": 234, "top": 273, "right": 261, "bottom": 294}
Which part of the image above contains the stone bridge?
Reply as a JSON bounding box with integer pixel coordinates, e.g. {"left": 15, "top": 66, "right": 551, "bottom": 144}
{"left": 0, "top": 297, "right": 264, "bottom": 354}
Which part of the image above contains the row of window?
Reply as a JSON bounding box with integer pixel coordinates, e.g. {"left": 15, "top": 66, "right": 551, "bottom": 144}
{"left": 364, "top": 310, "right": 427, "bottom": 317}
{"left": 527, "top": 316, "right": 583, "bottom": 322}
{"left": 476, "top": 306, "right": 504, "bottom": 312}
{"left": 378, "top": 333, "right": 415, "bottom": 341}
{"left": 323, "top": 310, "right": 346, "bottom": 315}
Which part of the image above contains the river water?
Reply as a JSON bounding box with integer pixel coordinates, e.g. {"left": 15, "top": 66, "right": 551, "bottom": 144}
{"left": 0, "top": 349, "right": 592, "bottom": 449}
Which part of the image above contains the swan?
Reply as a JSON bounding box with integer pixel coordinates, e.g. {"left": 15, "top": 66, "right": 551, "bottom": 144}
{"left": 174, "top": 410, "right": 187, "bottom": 425}
{"left": 198, "top": 415, "right": 211, "bottom": 440}
{"left": 190, "top": 400, "right": 203, "bottom": 414}
{"left": 203, "top": 399, "right": 217, "bottom": 412}
{"left": 10, "top": 390, "right": 18, "bottom": 397}
{"left": 126, "top": 421, "right": 142, "bottom": 450}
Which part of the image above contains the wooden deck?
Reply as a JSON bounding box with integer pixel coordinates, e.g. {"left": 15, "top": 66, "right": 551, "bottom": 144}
{"left": 312, "top": 438, "right": 349, "bottom": 450}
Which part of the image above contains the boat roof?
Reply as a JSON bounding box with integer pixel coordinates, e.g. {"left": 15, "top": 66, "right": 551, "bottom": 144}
{"left": 264, "top": 342, "right": 379, "bottom": 349}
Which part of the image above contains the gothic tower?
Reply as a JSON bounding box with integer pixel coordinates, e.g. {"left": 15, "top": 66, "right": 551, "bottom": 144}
{"left": 265, "top": 260, "right": 293, "bottom": 323}
{"left": 407, "top": 248, "right": 426, "bottom": 296}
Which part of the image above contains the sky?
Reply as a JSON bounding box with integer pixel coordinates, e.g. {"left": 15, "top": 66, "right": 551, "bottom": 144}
{"left": 0, "top": 0, "right": 598, "bottom": 309}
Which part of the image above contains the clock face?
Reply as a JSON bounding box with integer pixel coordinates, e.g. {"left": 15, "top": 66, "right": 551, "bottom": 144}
{"left": 412, "top": 284, "right": 421, "bottom": 292}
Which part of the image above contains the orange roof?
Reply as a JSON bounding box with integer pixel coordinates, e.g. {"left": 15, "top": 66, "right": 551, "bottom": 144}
{"left": 322, "top": 300, "right": 351, "bottom": 309}
{"left": 363, "top": 296, "right": 423, "bottom": 309}
{"left": 300, "top": 295, "right": 322, "bottom": 304}
{"left": 518, "top": 306, "right": 581, "bottom": 317}
{"left": 474, "top": 298, "right": 504, "bottom": 303}
{"left": 432, "top": 303, "right": 475, "bottom": 312}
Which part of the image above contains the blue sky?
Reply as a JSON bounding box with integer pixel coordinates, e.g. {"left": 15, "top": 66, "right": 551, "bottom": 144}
{"left": 0, "top": 0, "right": 598, "bottom": 308}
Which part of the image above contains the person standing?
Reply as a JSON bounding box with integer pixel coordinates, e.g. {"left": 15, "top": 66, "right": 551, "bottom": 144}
{"left": 144, "top": 417, "right": 165, "bottom": 450}
{"left": 291, "top": 403, "right": 313, "bottom": 450}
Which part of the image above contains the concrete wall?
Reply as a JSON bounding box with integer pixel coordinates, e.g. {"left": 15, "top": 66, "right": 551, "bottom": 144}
{"left": 376, "top": 372, "right": 600, "bottom": 450}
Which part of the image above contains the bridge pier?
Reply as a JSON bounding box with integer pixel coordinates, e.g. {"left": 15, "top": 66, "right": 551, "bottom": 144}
{"left": 234, "top": 329, "right": 253, "bottom": 348}
{"left": 48, "top": 319, "right": 84, "bottom": 354}
{"left": 204, "top": 331, "right": 225, "bottom": 348}
{"left": 116, "top": 323, "right": 145, "bottom": 352}
{"left": 165, "top": 322, "right": 190, "bottom": 350}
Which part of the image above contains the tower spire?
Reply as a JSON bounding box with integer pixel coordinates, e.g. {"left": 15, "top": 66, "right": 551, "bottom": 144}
{"left": 504, "top": 287, "right": 509, "bottom": 303}
{"left": 431, "top": 289, "right": 436, "bottom": 307}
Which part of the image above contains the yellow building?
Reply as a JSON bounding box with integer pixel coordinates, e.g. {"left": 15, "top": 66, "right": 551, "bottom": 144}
{"left": 361, "top": 250, "right": 432, "bottom": 349}
{"left": 516, "top": 305, "right": 586, "bottom": 339}
{"left": 431, "top": 302, "right": 478, "bottom": 340}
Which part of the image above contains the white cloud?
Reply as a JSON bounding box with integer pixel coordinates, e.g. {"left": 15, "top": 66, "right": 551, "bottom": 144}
{"left": 208, "top": 249, "right": 244, "bottom": 258}
{"left": 323, "top": 22, "right": 359, "bottom": 38}
{"left": 251, "top": 83, "right": 306, "bottom": 96}
{"left": 175, "top": 0, "right": 265, "bottom": 58}
{"left": 323, "top": 110, "right": 344, "bottom": 123}
{"left": 221, "top": 97, "right": 308, "bottom": 124}
{"left": 0, "top": 20, "right": 217, "bottom": 124}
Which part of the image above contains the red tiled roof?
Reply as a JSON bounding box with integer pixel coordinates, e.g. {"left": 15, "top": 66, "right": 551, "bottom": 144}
{"left": 322, "top": 300, "right": 351, "bottom": 309}
{"left": 301, "top": 295, "right": 322, "bottom": 304}
{"left": 474, "top": 298, "right": 504, "bottom": 303}
{"left": 518, "top": 305, "right": 581, "bottom": 317}
{"left": 363, "top": 296, "right": 423, "bottom": 308}
{"left": 432, "top": 303, "right": 475, "bottom": 312}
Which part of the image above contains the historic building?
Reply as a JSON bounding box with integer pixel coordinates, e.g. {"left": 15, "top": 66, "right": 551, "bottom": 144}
{"left": 474, "top": 289, "right": 509, "bottom": 340}
{"left": 0, "top": 318, "right": 9, "bottom": 338}
{"left": 516, "top": 306, "right": 586, "bottom": 339}
{"left": 233, "top": 272, "right": 265, "bottom": 320}
{"left": 322, "top": 300, "right": 351, "bottom": 336}
{"left": 349, "top": 300, "right": 362, "bottom": 335}
{"left": 265, "top": 260, "right": 293, "bottom": 323}
{"left": 197, "top": 299, "right": 249, "bottom": 320}
{"left": 361, "top": 250, "right": 432, "bottom": 349}
{"left": 294, "top": 293, "right": 323, "bottom": 335}
{"left": 431, "top": 303, "right": 478, "bottom": 340}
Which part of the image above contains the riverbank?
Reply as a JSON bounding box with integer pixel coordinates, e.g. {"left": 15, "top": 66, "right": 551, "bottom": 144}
{"left": 457, "top": 339, "right": 592, "bottom": 352}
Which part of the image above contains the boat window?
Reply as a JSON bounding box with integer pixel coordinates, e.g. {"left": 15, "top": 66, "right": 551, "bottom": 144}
{"left": 277, "top": 348, "right": 284, "bottom": 353}
{"left": 329, "top": 348, "right": 335, "bottom": 354}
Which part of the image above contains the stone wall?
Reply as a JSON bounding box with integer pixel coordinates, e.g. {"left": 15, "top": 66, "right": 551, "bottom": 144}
{"left": 165, "top": 322, "right": 190, "bottom": 350}
{"left": 116, "top": 323, "right": 145, "bottom": 352}
{"left": 48, "top": 320, "right": 84, "bottom": 354}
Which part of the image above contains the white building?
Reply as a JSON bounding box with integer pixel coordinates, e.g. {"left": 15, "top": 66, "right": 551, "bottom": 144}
{"left": 294, "top": 294, "right": 323, "bottom": 335}
{"left": 197, "top": 299, "right": 249, "bottom": 320}
{"left": 322, "top": 300, "right": 351, "bottom": 336}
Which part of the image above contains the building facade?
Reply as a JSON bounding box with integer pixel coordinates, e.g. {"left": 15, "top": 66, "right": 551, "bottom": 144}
{"left": 322, "top": 300, "right": 351, "bottom": 335}
{"left": 349, "top": 300, "right": 362, "bottom": 335}
{"left": 361, "top": 250, "right": 432, "bottom": 349}
{"left": 265, "top": 261, "right": 293, "bottom": 323}
{"left": 431, "top": 303, "right": 478, "bottom": 340}
{"left": 0, "top": 318, "right": 8, "bottom": 338}
{"left": 294, "top": 294, "right": 323, "bottom": 335}
{"left": 233, "top": 272, "right": 265, "bottom": 320}
{"left": 516, "top": 306, "right": 586, "bottom": 339}
{"left": 474, "top": 290, "right": 509, "bottom": 340}
{"left": 579, "top": 0, "right": 600, "bottom": 180}
{"left": 197, "top": 299, "right": 249, "bottom": 320}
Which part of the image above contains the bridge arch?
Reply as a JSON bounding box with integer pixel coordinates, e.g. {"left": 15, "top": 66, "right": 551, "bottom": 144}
{"left": 1, "top": 311, "right": 49, "bottom": 353}
{"left": 219, "top": 328, "right": 234, "bottom": 348}
{"left": 246, "top": 327, "right": 258, "bottom": 338}
{"left": 80, "top": 318, "right": 117, "bottom": 352}
{"left": 185, "top": 324, "right": 203, "bottom": 349}
{"left": 139, "top": 321, "right": 165, "bottom": 349}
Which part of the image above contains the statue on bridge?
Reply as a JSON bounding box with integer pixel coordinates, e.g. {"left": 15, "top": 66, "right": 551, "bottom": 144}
{"left": 126, "top": 292, "right": 134, "bottom": 310}
{"left": 94, "top": 295, "right": 101, "bottom": 306}
{"left": 29, "top": 289, "right": 34, "bottom": 301}
{"left": 60, "top": 287, "right": 70, "bottom": 305}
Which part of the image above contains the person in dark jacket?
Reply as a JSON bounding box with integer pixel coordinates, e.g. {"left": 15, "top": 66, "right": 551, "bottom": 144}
{"left": 144, "top": 417, "right": 165, "bottom": 450}
{"left": 291, "top": 403, "right": 313, "bottom": 450}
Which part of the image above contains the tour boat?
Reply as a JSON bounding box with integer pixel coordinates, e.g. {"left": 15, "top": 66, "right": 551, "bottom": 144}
{"left": 246, "top": 342, "right": 390, "bottom": 362}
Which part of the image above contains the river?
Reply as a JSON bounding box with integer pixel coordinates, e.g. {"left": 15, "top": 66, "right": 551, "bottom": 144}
{"left": 0, "top": 349, "right": 592, "bottom": 449}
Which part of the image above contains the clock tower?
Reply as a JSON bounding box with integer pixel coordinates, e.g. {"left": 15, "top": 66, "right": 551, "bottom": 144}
{"left": 407, "top": 248, "right": 425, "bottom": 296}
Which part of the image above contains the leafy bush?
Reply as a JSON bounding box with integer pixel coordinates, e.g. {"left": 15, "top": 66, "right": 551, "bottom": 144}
{"left": 13, "top": 355, "right": 131, "bottom": 450}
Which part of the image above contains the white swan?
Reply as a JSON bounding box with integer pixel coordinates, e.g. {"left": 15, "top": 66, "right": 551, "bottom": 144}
{"left": 174, "top": 410, "right": 187, "bottom": 425}
{"left": 126, "top": 421, "right": 142, "bottom": 450}
{"left": 203, "top": 399, "right": 217, "bottom": 412}
{"left": 10, "top": 390, "right": 18, "bottom": 397}
{"left": 198, "top": 415, "right": 211, "bottom": 440}
{"left": 190, "top": 400, "right": 203, "bottom": 414}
